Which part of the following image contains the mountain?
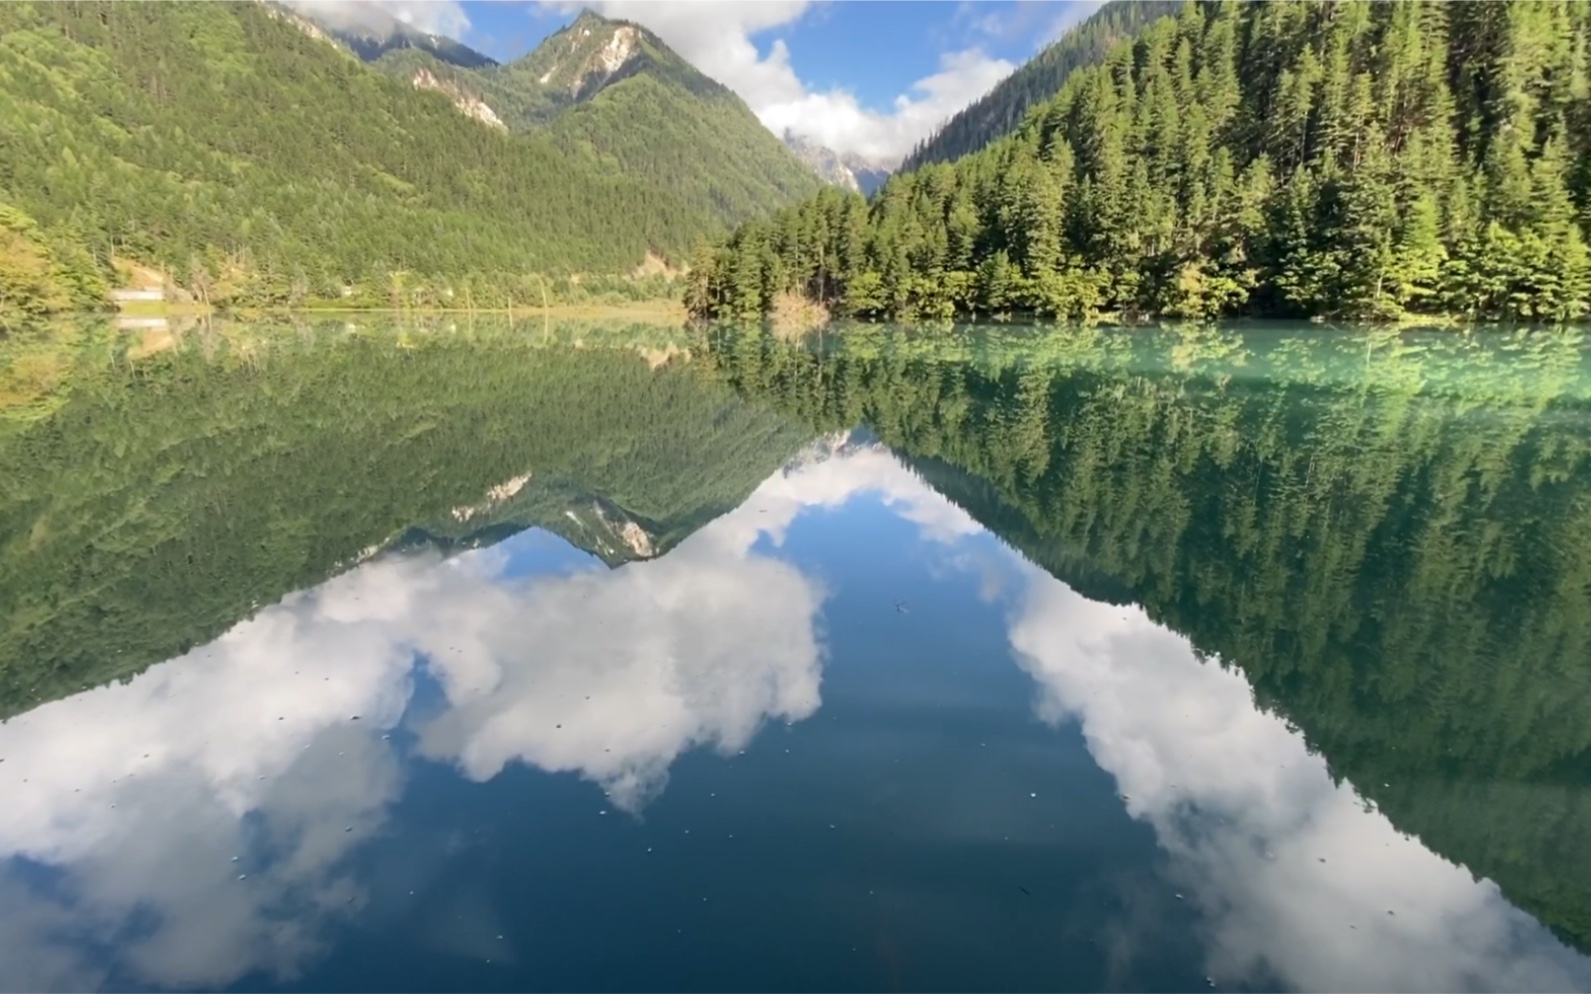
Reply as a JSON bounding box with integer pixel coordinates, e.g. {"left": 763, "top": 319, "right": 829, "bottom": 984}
{"left": 842, "top": 156, "right": 892, "bottom": 197}
{"left": 696, "top": 1, "right": 1591, "bottom": 325}
{"left": 782, "top": 133, "right": 893, "bottom": 196}
{"left": 900, "top": 1, "right": 1181, "bottom": 172}
{"left": 783, "top": 132, "right": 863, "bottom": 192}
{"left": 0, "top": 1, "right": 730, "bottom": 312}
{"left": 325, "top": 9, "right": 826, "bottom": 230}
{"left": 0, "top": 2, "right": 826, "bottom": 316}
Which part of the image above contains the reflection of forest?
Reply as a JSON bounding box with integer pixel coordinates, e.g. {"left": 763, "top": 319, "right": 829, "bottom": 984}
{"left": 8, "top": 317, "right": 1591, "bottom": 953}
{"left": 0, "top": 318, "right": 809, "bottom": 720}
{"left": 704, "top": 322, "right": 1591, "bottom": 953}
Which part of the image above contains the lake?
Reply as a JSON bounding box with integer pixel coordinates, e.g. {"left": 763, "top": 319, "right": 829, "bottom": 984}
{"left": 2, "top": 317, "right": 1590, "bottom": 992}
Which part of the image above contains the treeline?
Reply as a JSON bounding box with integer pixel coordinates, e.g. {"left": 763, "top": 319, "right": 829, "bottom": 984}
{"left": 691, "top": 1, "right": 1591, "bottom": 323}
{"left": 900, "top": 1, "right": 1180, "bottom": 172}
{"left": 0, "top": 2, "right": 720, "bottom": 313}
{"left": 702, "top": 322, "right": 1591, "bottom": 949}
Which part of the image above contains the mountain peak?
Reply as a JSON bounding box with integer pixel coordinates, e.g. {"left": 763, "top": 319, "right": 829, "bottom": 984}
{"left": 570, "top": 8, "right": 614, "bottom": 28}
{"left": 782, "top": 132, "right": 893, "bottom": 196}
{"left": 276, "top": 0, "right": 497, "bottom": 68}
{"left": 512, "top": 10, "right": 655, "bottom": 99}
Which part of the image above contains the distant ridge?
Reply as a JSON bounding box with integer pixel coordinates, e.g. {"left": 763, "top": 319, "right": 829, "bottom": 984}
{"left": 900, "top": 0, "right": 1181, "bottom": 172}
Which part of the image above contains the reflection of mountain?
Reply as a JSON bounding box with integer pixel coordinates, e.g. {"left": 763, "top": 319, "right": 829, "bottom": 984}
{"left": 0, "top": 464, "right": 833, "bottom": 990}
{"left": 705, "top": 323, "right": 1591, "bottom": 952}
{"left": 400, "top": 480, "right": 680, "bottom": 568}
{"left": 0, "top": 319, "right": 811, "bottom": 718}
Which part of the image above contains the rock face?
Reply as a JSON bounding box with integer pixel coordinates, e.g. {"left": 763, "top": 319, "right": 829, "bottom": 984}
{"left": 410, "top": 68, "right": 507, "bottom": 131}
{"left": 522, "top": 13, "right": 650, "bottom": 103}
{"left": 781, "top": 132, "right": 893, "bottom": 196}
{"left": 782, "top": 132, "right": 861, "bottom": 192}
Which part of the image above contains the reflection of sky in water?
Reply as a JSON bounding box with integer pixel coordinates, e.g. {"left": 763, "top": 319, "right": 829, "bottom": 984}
{"left": 0, "top": 440, "right": 1587, "bottom": 991}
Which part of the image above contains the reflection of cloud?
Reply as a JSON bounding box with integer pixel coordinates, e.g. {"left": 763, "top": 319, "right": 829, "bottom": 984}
{"left": 11, "top": 433, "right": 1572, "bottom": 992}
{"left": 0, "top": 588, "right": 412, "bottom": 989}
{"left": 0, "top": 443, "right": 850, "bottom": 988}
{"left": 414, "top": 499, "right": 828, "bottom": 812}
{"left": 737, "top": 435, "right": 982, "bottom": 548}
{"left": 1006, "top": 568, "right": 1591, "bottom": 993}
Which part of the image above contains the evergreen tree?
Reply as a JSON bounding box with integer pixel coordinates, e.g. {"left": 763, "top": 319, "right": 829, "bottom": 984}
{"left": 692, "top": 0, "right": 1591, "bottom": 324}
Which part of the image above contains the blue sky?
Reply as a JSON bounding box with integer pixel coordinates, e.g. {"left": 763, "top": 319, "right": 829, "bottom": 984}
{"left": 297, "top": 1, "right": 1103, "bottom": 162}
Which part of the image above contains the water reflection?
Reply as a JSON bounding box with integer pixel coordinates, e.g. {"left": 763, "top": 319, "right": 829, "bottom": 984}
{"left": 1009, "top": 572, "right": 1591, "bottom": 992}
{"left": 0, "top": 466, "right": 836, "bottom": 987}
{"left": 3, "top": 320, "right": 1591, "bottom": 991}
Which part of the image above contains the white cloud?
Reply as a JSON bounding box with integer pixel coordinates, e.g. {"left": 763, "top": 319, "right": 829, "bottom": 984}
{"left": 540, "top": 0, "right": 1014, "bottom": 163}
{"left": 282, "top": 0, "right": 471, "bottom": 39}
{"left": 1006, "top": 568, "right": 1591, "bottom": 993}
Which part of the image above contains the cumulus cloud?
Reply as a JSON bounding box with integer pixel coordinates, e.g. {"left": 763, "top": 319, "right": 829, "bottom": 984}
{"left": 281, "top": 0, "right": 471, "bottom": 39}
{"left": 1006, "top": 569, "right": 1591, "bottom": 993}
{"left": 541, "top": 0, "right": 1014, "bottom": 163}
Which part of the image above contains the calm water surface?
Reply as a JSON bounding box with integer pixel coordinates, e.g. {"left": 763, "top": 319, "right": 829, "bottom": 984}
{"left": 2, "top": 318, "right": 1590, "bottom": 992}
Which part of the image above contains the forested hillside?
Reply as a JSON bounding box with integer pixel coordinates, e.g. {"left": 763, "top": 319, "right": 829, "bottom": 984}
{"left": 900, "top": 1, "right": 1180, "bottom": 171}
{"left": 0, "top": 2, "right": 808, "bottom": 313}
{"left": 0, "top": 200, "right": 106, "bottom": 320}
{"left": 693, "top": 1, "right": 1591, "bottom": 324}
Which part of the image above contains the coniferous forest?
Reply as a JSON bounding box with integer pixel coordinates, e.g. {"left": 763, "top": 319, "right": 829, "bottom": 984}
{"left": 690, "top": 1, "right": 1591, "bottom": 324}
{"left": 899, "top": 1, "right": 1181, "bottom": 173}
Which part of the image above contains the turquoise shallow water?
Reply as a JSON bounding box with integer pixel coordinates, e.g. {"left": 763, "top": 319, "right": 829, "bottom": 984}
{"left": 1, "top": 319, "right": 1590, "bottom": 992}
